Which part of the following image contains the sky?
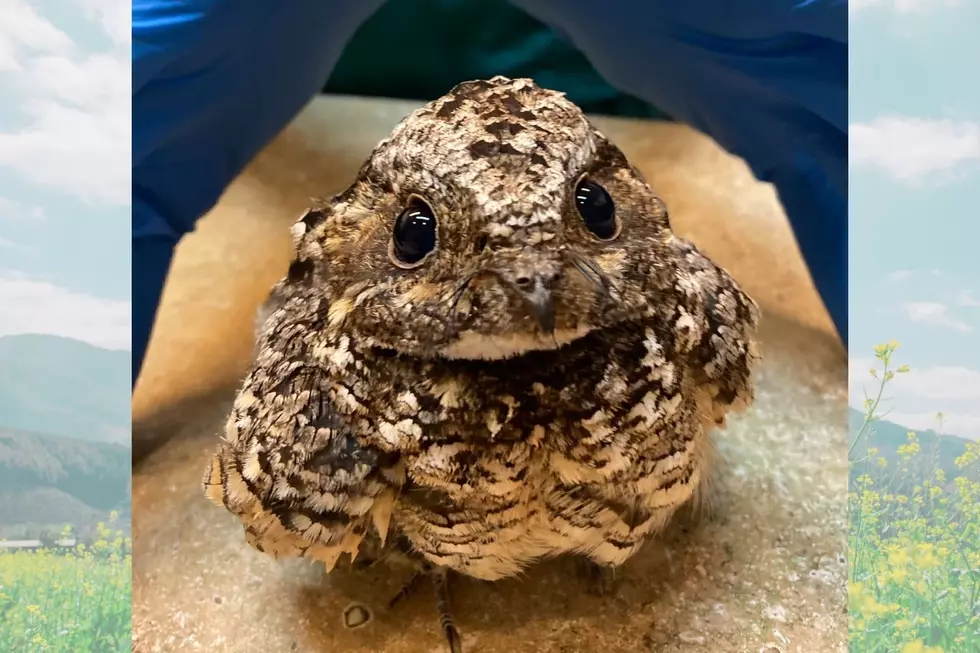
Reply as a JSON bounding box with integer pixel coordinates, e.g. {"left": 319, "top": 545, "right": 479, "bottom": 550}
{"left": 0, "top": 0, "right": 129, "bottom": 350}
{"left": 849, "top": 0, "right": 980, "bottom": 439}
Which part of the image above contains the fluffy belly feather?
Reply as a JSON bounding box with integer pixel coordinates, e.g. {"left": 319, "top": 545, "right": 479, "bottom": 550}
{"left": 394, "top": 407, "right": 705, "bottom": 581}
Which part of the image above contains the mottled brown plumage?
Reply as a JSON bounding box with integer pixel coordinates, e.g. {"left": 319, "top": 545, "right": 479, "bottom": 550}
{"left": 203, "top": 76, "right": 760, "bottom": 651}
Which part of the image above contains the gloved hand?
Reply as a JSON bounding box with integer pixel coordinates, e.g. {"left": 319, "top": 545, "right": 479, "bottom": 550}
{"left": 133, "top": 0, "right": 846, "bottom": 386}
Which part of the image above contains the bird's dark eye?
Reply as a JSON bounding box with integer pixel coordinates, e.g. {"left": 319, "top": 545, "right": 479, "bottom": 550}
{"left": 391, "top": 197, "right": 437, "bottom": 267}
{"left": 574, "top": 179, "right": 618, "bottom": 240}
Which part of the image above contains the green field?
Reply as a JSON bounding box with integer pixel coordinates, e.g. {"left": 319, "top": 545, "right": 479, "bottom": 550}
{"left": 0, "top": 516, "right": 131, "bottom": 652}
{"left": 849, "top": 342, "right": 980, "bottom": 653}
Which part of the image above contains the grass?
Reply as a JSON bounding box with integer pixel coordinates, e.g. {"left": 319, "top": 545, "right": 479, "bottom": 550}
{"left": 849, "top": 341, "right": 980, "bottom": 653}
{"left": 0, "top": 512, "right": 131, "bottom": 652}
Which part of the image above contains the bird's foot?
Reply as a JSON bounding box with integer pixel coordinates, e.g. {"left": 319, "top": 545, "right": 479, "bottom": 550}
{"left": 432, "top": 567, "right": 464, "bottom": 653}
{"left": 386, "top": 564, "right": 464, "bottom": 653}
{"left": 578, "top": 558, "right": 618, "bottom": 597}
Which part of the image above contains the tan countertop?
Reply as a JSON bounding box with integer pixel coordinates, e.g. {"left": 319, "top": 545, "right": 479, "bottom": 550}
{"left": 132, "top": 94, "right": 847, "bottom": 653}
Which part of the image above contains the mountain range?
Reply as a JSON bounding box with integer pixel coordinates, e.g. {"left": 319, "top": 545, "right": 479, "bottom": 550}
{"left": 0, "top": 334, "right": 129, "bottom": 444}
{"left": 849, "top": 407, "right": 976, "bottom": 487}
{"left": 0, "top": 334, "right": 130, "bottom": 539}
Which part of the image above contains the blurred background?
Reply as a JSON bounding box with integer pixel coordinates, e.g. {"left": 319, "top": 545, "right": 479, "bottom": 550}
{"left": 321, "top": 0, "right": 667, "bottom": 120}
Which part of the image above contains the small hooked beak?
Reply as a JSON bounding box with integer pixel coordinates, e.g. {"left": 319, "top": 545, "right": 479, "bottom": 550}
{"left": 522, "top": 279, "right": 556, "bottom": 335}
{"left": 508, "top": 272, "right": 559, "bottom": 335}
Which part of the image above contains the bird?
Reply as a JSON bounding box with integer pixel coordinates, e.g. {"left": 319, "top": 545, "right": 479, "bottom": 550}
{"left": 203, "top": 75, "right": 761, "bottom": 653}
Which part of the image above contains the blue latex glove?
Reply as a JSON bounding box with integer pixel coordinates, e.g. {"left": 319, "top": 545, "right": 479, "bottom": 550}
{"left": 133, "top": 0, "right": 846, "bottom": 386}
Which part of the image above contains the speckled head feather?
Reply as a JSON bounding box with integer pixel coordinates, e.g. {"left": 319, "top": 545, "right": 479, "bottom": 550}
{"left": 283, "top": 75, "right": 683, "bottom": 361}
{"left": 204, "top": 77, "right": 760, "bottom": 618}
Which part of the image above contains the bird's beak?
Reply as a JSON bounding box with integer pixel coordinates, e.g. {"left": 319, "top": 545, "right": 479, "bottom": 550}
{"left": 522, "top": 281, "right": 556, "bottom": 335}
{"left": 498, "top": 259, "right": 561, "bottom": 336}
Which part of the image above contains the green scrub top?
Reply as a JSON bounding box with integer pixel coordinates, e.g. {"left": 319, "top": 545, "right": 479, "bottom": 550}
{"left": 323, "top": 0, "right": 669, "bottom": 120}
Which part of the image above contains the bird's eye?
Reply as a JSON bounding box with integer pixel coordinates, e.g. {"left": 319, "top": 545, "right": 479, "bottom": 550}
{"left": 391, "top": 197, "right": 437, "bottom": 267}
{"left": 574, "top": 179, "right": 618, "bottom": 240}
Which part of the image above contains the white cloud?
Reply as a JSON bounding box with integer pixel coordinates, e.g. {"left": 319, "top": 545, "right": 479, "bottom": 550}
{"left": 0, "top": 0, "right": 73, "bottom": 71}
{"left": 886, "top": 411, "right": 980, "bottom": 439}
{"left": 849, "top": 357, "right": 980, "bottom": 440}
{"left": 850, "top": 0, "right": 964, "bottom": 13}
{"left": 76, "top": 0, "right": 130, "bottom": 47}
{"left": 0, "top": 236, "right": 14, "bottom": 248}
{"left": 0, "top": 1, "right": 129, "bottom": 206}
{"left": 850, "top": 117, "right": 980, "bottom": 183}
{"left": 958, "top": 291, "right": 980, "bottom": 307}
{"left": 897, "top": 365, "right": 980, "bottom": 401}
{"left": 0, "top": 270, "right": 130, "bottom": 350}
{"left": 903, "top": 301, "right": 971, "bottom": 332}
{"left": 883, "top": 269, "right": 949, "bottom": 285}
{"left": 886, "top": 270, "right": 914, "bottom": 283}
{"left": 0, "top": 196, "right": 45, "bottom": 220}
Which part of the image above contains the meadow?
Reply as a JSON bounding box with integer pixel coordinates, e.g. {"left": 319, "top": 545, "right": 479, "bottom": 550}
{"left": 849, "top": 342, "right": 980, "bottom": 652}
{"left": 0, "top": 513, "right": 131, "bottom": 652}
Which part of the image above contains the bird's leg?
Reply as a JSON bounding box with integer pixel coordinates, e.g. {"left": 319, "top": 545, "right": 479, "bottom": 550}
{"left": 432, "top": 566, "right": 464, "bottom": 653}
{"left": 387, "top": 569, "right": 424, "bottom": 609}
{"left": 384, "top": 535, "right": 430, "bottom": 608}
{"left": 379, "top": 535, "right": 464, "bottom": 652}
{"left": 578, "top": 558, "right": 618, "bottom": 597}
{"left": 350, "top": 553, "right": 381, "bottom": 570}
{"left": 349, "top": 530, "right": 389, "bottom": 570}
